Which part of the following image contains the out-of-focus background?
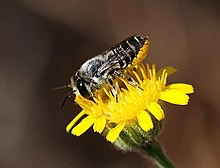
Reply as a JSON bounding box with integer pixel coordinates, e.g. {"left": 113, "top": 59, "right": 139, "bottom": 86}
{"left": 0, "top": 0, "right": 219, "bottom": 167}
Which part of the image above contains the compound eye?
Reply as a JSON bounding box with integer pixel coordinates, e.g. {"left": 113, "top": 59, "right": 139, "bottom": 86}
{"left": 76, "top": 79, "right": 90, "bottom": 98}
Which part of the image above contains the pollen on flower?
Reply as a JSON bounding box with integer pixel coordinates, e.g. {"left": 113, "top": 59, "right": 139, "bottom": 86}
{"left": 66, "top": 63, "right": 194, "bottom": 143}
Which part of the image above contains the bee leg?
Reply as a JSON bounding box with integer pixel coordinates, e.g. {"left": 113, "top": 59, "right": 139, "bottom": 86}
{"left": 89, "top": 83, "right": 95, "bottom": 97}
{"left": 108, "top": 78, "right": 118, "bottom": 102}
{"left": 114, "top": 71, "right": 143, "bottom": 90}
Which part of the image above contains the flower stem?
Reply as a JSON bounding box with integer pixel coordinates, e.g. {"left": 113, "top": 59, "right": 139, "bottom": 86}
{"left": 137, "top": 140, "right": 175, "bottom": 168}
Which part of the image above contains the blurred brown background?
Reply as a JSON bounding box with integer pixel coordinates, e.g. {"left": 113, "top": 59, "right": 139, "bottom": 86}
{"left": 0, "top": 0, "right": 219, "bottom": 168}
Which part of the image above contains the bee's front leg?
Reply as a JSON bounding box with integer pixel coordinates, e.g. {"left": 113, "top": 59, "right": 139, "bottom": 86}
{"left": 107, "top": 78, "right": 118, "bottom": 103}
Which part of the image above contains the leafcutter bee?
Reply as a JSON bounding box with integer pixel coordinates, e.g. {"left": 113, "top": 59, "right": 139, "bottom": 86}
{"left": 61, "top": 35, "right": 149, "bottom": 108}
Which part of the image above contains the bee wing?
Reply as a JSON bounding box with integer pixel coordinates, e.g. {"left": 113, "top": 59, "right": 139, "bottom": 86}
{"left": 96, "top": 51, "right": 121, "bottom": 75}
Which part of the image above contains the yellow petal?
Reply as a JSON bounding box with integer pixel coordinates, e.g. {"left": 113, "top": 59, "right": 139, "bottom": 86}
{"left": 166, "top": 83, "right": 194, "bottom": 94}
{"left": 157, "top": 66, "right": 177, "bottom": 77}
{"left": 147, "top": 102, "right": 165, "bottom": 121}
{"left": 66, "top": 111, "right": 85, "bottom": 132}
{"left": 106, "top": 123, "right": 125, "bottom": 143}
{"left": 93, "top": 116, "right": 106, "bottom": 133}
{"left": 137, "top": 111, "right": 153, "bottom": 132}
{"left": 160, "top": 89, "right": 189, "bottom": 105}
{"left": 71, "top": 115, "right": 96, "bottom": 136}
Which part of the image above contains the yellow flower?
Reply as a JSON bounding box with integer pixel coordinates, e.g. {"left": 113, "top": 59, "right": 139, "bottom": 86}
{"left": 66, "top": 64, "right": 194, "bottom": 143}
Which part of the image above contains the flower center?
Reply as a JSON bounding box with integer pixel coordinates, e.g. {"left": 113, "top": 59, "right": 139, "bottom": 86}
{"left": 75, "top": 64, "right": 167, "bottom": 125}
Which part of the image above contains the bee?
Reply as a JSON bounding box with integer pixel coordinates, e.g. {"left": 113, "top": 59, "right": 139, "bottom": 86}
{"left": 60, "top": 35, "right": 149, "bottom": 108}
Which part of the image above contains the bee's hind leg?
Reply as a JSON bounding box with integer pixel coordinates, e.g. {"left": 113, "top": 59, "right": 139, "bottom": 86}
{"left": 114, "top": 71, "right": 143, "bottom": 90}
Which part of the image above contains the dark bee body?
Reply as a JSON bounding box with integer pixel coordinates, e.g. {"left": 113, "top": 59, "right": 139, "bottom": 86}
{"left": 72, "top": 35, "right": 149, "bottom": 99}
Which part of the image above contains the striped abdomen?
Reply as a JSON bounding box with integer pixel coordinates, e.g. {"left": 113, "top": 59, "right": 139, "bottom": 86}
{"left": 113, "top": 35, "right": 149, "bottom": 68}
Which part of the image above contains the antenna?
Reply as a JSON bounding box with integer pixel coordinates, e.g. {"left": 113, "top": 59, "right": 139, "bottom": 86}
{"left": 60, "top": 90, "right": 76, "bottom": 109}
{"left": 51, "top": 84, "right": 71, "bottom": 91}
{"left": 51, "top": 84, "right": 75, "bottom": 109}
